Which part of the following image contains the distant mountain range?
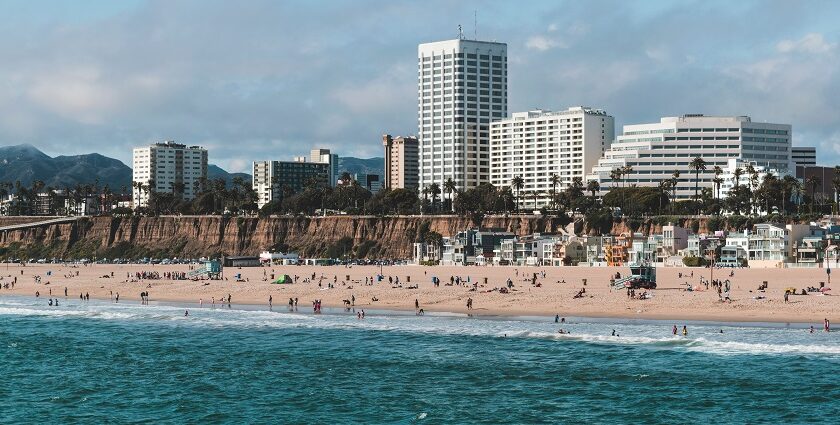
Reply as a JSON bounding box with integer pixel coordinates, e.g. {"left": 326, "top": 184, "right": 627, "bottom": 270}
{"left": 0, "top": 144, "right": 384, "bottom": 190}
{"left": 0, "top": 144, "right": 245, "bottom": 191}
{"left": 338, "top": 156, "right": 384, "bottom": 177}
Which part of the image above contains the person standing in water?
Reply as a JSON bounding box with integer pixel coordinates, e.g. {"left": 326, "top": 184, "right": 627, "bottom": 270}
{"left": 682, "top": 325, "right": 688, "bottom": 336}
{"left": 673, "top": 325, "right": 678, "bottom": 335}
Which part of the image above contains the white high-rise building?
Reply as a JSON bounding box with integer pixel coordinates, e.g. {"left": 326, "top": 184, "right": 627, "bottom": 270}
{"left": 490, "top": 107, "right": 614, "bottom": 209}
{"left": 585, "top": 115, "right": 792, "bottom": 200}
{"left": 132, "top": 141, "right": 208, "bottom": 208}
{"left": 418, "top": 38, "right": 507, "bottom": 192}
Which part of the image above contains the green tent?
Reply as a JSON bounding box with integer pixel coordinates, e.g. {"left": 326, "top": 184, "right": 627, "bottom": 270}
{"left": 272, "top": 274, "right": 293, "bottom": 284}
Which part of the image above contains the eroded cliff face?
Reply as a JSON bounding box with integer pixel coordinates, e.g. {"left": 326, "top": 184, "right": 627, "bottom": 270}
{"left": 0, "top": 215, "right": 569, "bottom": 259}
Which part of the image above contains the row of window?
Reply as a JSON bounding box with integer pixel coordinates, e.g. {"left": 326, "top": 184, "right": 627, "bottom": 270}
{"left": 421, "top": 53, "right": 504, "bottom": 61}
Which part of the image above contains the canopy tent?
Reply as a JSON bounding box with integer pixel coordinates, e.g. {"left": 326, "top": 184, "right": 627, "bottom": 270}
{"left": 272, "top": 274, "right": 293, "bottom": 284}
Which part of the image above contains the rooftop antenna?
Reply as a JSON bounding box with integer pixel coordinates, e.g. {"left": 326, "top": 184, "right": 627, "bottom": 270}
{"left": 474, "top": 10, "right": 477, "bottom": 40}
{"left": 458, "top": 24, "right": 463, "bottom": 40}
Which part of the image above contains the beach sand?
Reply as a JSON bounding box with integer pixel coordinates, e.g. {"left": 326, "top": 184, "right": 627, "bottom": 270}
{"left": 0, "top": 263, "right": 836, "bottom": 323}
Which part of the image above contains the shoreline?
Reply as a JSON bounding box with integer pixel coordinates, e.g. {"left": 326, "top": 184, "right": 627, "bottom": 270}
{"left": 0, "top": 293, "right": 820, "bottom": 329}
{"left": 0, "top": 263, "right": 836, "bottom": 325}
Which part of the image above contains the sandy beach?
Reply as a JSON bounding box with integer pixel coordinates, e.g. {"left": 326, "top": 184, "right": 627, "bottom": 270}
{"left": 0, "top": 263, "right": 836, "bottom": 323}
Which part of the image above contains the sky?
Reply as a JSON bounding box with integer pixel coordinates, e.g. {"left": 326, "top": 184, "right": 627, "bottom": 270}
{"left": 0, "top": 0, "right": 839, "bottom": 172}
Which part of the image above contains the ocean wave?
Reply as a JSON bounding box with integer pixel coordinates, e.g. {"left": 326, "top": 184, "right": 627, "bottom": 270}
{"left": 1, "top": 300, "right": 838, "bottom": 358}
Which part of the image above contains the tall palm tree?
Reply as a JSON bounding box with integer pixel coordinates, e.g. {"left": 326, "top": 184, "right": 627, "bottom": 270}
{"left": 712, "top": 165, "right": 723, "bottom": 201}
{"left": 549, "top": 174, "right": 560, "bottom": 210}
{"left": 746, "top": 164, "right": 758, "bottom": 215}
{"left": 511, "top": 176, "right": 524, "bottom": 212}
{"left": 586, "top": 180, "right": 600, "bottom": 199}
{"left": 832, "top": 166, "right": 840, "bottom": 213}
{"left": 733, "top": 167, "right": 743, "bottom": 189}
{"left": 670, "top": 170, "right": 680, "bottom": 212}
{"left": 428, "top": 183, "right": 441, "bottom": 212}
{"left": 657, "top": 180, "right": 669, "bottom": 215}
{"left": 806, "top": 175, "right": 821, "bottom": 213}
{"left": 690, "top": 157, "right": 707, "bottom": 215}
{"left": 443, "top": 178, "right": 457, "bottom": 212}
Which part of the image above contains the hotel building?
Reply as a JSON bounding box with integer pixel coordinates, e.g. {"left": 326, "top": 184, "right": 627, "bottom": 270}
{"left": 490, "top": 107, "right": 614, "bottom": 209}
{"left": 418, "top": 38, "right": 507, "bottom": 192}
{"left": 585, "top": 115, "right": 792, "bottom": 200}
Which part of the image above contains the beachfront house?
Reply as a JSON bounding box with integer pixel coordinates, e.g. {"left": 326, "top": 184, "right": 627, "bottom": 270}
{"left": 719, "top": 232, "right": 749, "bottom": 267}
{"left": 748, "top": 223, "right": 789, "bottom": 266}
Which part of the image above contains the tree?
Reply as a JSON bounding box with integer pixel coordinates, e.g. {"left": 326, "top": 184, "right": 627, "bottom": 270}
{"left": 549, "top": 174, "right": 560, "bottom": 210}
{"left": 690, "top": 157, "right": 707, "bottom": 208}
{"left": 511, "top": 176, "right": 524, "bottom": 212}
{"left": 806, "top": 174, "right": 821, "bottom": 213}
{"left": 586, "top": 180, "right": 600, "bottom": 199}
{"left": 428, "top": 182, "right": 441, "bottom": 213}
{"left": 443, "top": 178, "right": 457, "bottom": 213}
{"left": 746, "top": 164, "right": 758, "bottom": 215}
{"left": 670, "top": 170, "right": 680, "bottom": 213}
{"left": 833, "top": 166, "right": 840, "bottom": 213}
{"left": 712, "top": 165, "right": 723, "bottom": 201}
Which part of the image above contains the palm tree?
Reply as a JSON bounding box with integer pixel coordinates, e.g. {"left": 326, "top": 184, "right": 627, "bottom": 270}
{"left": 670, "top": 170, "right": 680, "bottom": 212}
{"left": 690, "top": 157, "right": 707, "bottom": 214}
{"left": 657, "top": 180, "right": 670, "bottom": 215}
{"left": 428, "top": 183, "right": 441, "bottom": 212}
{"left": 712, "top": 166, "right": 723, "bottom": 201}
{"left": 511, "top": 176, "right": 524, "bottom": 212}
{"left": 746, "top": 164, "right": 758, "bottom": 215}
{"left": 806, "top": 175, "right": 821, "bottom": 213}
{"left": 733, "top": 167, "right": 743, "bottom": 189}
{"left": 586, "top": 180, "right": 600, "bottom": 199}
{"left": 549, "top": 174, "right": 560, "bottom": 210}
{"left": 443, "top": 178, "right": 457, "bottom": 212}
{"left": 832, "top": 166, "right": 840, "bottom": 213}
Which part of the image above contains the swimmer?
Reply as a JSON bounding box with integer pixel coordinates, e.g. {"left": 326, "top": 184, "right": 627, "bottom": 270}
{"left": 185, "top": 310, "right": 189, "bottom": 316}
{"left": 682, "top": 325, "right": 688, "bottom": 336}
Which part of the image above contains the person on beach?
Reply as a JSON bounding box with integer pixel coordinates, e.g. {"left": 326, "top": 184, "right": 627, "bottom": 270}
{"left": 682, "top": 326, "right": 688, "bottom": 336}
{"left": 673, "top": 325, "right": 678, "bottom": 335}
{"left": 825, "top": 318, "right": 831, "bottom": 332}
{"left": 555, "top": 315, "right": 559, "bottom": 323}
{"left": 269, "top": 295, "right": 272, "bottom": 308}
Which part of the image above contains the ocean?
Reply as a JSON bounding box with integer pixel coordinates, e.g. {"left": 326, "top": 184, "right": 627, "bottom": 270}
{"left": 1, "top": 296, "right": 838, "bottom": 424}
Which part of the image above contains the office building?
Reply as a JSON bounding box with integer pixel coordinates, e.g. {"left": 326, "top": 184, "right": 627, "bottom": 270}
{"left": 418, "top": 37, "right": 507, "bottom": 192}
{"left": 310, "top": 148, "right": 339, "bottom": 187}
{"left": 252, "top": 159, "right": 329, "bottom": 208}
{"left": 490, "top": 107, "right": 614, "bottom": 209}
{"left": 354, "top": 173, "right": 382, "bottom": 192}
{"left": 586, "top": 115, "right": 792, "bottom": 200}
{"left": 382, "top": 134, "right": 419, "bottom": 190}
{"left": 132, "top": 141, "right": 208, "bottom": 208}
{"left": 791, "top": 146, "right": 817, "bottom": 167}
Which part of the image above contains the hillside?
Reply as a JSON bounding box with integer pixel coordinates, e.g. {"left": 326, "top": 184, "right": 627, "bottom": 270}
{"left": 338, "top": 157, "right": 384, "bottom": 177}
{"left": 0, "top": 144, "right": 243, "bottom": 190}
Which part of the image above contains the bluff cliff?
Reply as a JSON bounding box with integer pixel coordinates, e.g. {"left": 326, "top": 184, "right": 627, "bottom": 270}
{"left": 0, "top": 215, "right": 569, "bottom": 260}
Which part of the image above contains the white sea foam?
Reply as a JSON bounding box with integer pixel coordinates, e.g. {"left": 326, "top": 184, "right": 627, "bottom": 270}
{"left": 1, "top": 297, "right": 838, "bottom": 358}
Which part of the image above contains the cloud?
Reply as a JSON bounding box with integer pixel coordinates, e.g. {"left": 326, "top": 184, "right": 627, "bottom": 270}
{"left": 525, "top": 35, "right": 566, "bottom": 51}
{"left": 777, "top": 33, "right": 835, "bottom": 54}
{"left": 0, "top": 0, "right": 839, "bottom": 172}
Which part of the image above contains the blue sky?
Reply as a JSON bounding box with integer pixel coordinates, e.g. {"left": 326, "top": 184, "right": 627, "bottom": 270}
{"left": 0, "top": 0, "right": 839, "bottom": 172}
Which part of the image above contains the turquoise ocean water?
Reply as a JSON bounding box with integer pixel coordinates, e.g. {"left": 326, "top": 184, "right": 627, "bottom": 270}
{"left": 1, "top": 295, "right": 839, "bottom": 424}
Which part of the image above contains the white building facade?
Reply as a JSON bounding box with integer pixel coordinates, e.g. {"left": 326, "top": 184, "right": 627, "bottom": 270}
{"left": 418, "top": 38, "right": 507, "bottom": 193}
{"left": 586, "top": 115, "right": 792, "bottom": 200}
{"left": 490, "top": 107, "right": 614, "bottom": 209}
{"left": 132, "top": 141, "right": 208, "bottom": 208}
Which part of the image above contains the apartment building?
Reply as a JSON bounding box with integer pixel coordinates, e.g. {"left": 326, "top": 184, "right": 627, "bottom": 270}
{"left": 791, "top": 146, "right": 817, "bottom": 167}
{"left": 382, "top": 134, "right": 419, "bottom": 190}
{"left": 132, "top": 141, "right": 208, "bottom": 208}
{"left": 490, "top": 107, "right": 614, "bottom": 209}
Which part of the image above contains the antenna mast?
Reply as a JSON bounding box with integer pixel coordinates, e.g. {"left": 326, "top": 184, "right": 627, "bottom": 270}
{"left": 458, "top": 24, "right": 463, "bottom": 40}
{"left": 474, "top": 10, "right": 477, "bottom": 39}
